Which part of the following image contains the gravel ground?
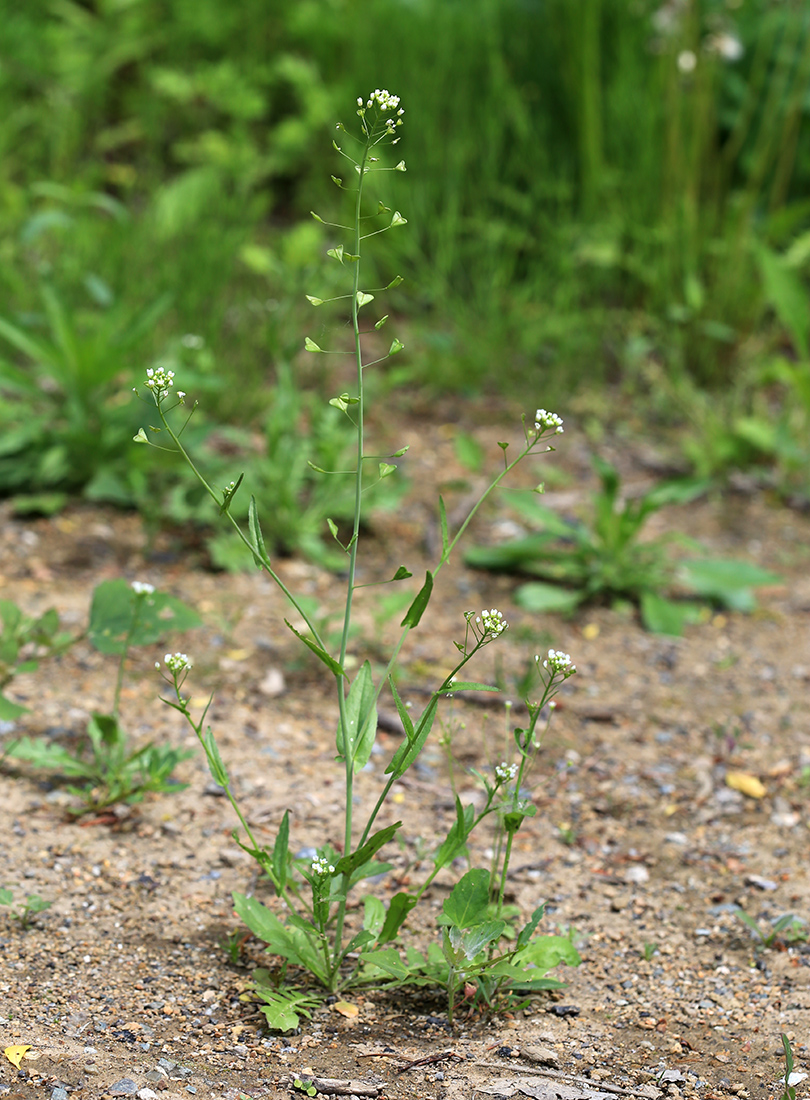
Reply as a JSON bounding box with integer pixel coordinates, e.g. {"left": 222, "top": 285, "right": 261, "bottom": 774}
{"left": 0, "top": 413, "right": 808, "bottom": 1100}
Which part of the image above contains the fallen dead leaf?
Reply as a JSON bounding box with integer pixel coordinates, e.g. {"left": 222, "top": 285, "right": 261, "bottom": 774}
{"left": 725, "top": 771, "right": 766, "bottom": 799}
{"left": 4, "top": 1045, "right": 31, "bottom": 1069}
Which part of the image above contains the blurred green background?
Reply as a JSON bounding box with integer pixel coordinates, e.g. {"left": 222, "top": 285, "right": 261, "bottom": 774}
{"left": 1, "top": 0, "right": 809, "bottom": 562}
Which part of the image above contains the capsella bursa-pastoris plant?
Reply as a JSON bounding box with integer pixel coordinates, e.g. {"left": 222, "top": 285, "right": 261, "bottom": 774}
{"left": 133, "top": 90, "right": 579, "bottom": 1020}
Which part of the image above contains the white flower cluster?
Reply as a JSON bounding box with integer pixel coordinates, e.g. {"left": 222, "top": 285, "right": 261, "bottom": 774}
{"left": 535, "top": 408, "right": 564, "bottom": 434}
{"left": 163, "top": 652, "right": 192, "bottom": 674}
{"left": 130, "top": 581, "right": 155, "bottom": 596}
{"left": 540, "top": 649, "right": 576, "bottom": 677}
{"left": 357, "top": 89, "right": 404, "bottom": 130}
{"left": 495, "top": 761, "right": 518, "bottom": 784}
{"left": 311, "top": 857, "right": 335, "bottom": 876}
{"left": 143, "top": 365, "right": 176, "bottom": 401}
{"left": 479, "top": 608, "right": 508, "bottom": 637}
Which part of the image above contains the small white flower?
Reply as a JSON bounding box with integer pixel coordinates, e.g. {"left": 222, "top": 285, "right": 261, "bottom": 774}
{"left": 480, "top": 608, "right": 508, "bottom": 638}
{"left": 143, "top": 365, "right": 176, "bottom": 402}
{"left": 535, "top": 408, "right": 564, "bottom": 435}
{"left": 311, "top": 857, "right": 335, "bottom": 876}
{"left": 541, "top": 649, "right": 577, "bottom": 677}
{"left": 364, "top": 88, "right": 403, "bottom": 118}
{"left": 706, "top": 32, "right": 743, "bottom": 62}
{"left": 677, "top": 49, "right": 697, "bottom": 73}
{"left": 130, "top": 581, "right": 155, "bottom": 596}
{"left": 177, "top": 391, "right": 186, "bottom": 400}
{"left": 164, "top": 652, "right": 192, "bottom": 674}
{"left": 495, "top": 761, "right": 518, "bottom": 784}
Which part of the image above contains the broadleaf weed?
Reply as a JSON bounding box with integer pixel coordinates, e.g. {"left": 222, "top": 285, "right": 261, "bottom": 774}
{"left": 138, "top": 91, "right": 580, "bottom": 1017}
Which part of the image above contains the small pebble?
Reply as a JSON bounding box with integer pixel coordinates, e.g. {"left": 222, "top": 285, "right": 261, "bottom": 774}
{"left": 109, "top": 1079, "right": 139, "bottom": 1096}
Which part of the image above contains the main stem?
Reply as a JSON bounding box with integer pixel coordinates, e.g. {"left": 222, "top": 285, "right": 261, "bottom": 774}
{"left": 332, "top": 140, "right": 371, "bottom": 971}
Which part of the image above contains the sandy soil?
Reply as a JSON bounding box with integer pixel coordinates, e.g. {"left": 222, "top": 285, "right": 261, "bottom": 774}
{"left": 0, "top": 412, "right": 808, "bottom": 1100}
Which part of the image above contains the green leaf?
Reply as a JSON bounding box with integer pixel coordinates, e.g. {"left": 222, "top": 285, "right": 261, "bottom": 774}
{"left": 757, "top": 244, "right": 810, "bottom": 360}
{"left": 513, "top": 934, "right": 582, "bottom": 975}
{"left": 377, "top": 891, "right": 418, "bottom": 946}
{"left": 356, "top": 291, "right": 374, "bottom": 308}
{"left": 202, "top": 726, "right": 229, "bottom": 787}
{"left": 249, "top": 979, "right": 320, "bottom": 1032}
{"left": 304, "top": 337, "right": 322, "bottom": 352}
{"left": 233, "top": 895, "right": 326, "bottom": 979}
{"left": 443, "top": 868, "right": 491, "bottom": 929}
{"left": 401, "top": 571, "right": 433, "bottom": 628}
{"left": 433, "top": 799, "right": 475, "bottom": 872}
{"left": 336, "top": 660, "right": 377, "bottom": 769}
{"left": 284, "top": 620, "right": 346, "bottom": 678}
{"left": 514, "top": 582, "right": 582, "bottom": 614}
{"left": 327, "top": 245, "right": 344, "bottom": 263}
{"left": 0, "top": 888, "right": 13, "bottom": 906}
{"left": 679, "top": 559, "right": 781, "bottom": 611}
{"left": 374, "top": 315, "right": 389, "bottom": 330}
{"left": 271, "top": 810, "right": 290, "bottom": 894}
{"left": 378, "top": 462, "right": 396, "bottom": 479}
{"left": 450, "top": 920, "right": 505, "bottom": 961}
{"left": 640, "top": 592, "right": 700, "bottom": 636}
{"left": 248, "top": 496, "right": 268, "bottom": 567}
{"left": 89, "top": 712, "right": 124, "bottom": 748}
{"left": 363, "top": 896, "right": 386, "bottom": 937}
{"left": 305, "top": 296, "right": 324, "bottom": 306}
{"left": 360, "top": 947, "right": 410, "bottom": 981}
{"left": 387, "top": 677, "right": 414, "bottom": 739}
{"left": 5, "top": 736, "right": 93, "bottom": 778}
{"left": 87, "top": 580, "right": 201, "bottom": 656}
{"left": 385, "top": 694, "right": 438, "bottom": 778}
{"left": 391, "top": 565, "right": 412, "bottom": 581}
{"left": 133, "top": 428, "right": 149, "bottom": 444}
{"left": 517, "top": 904, "right": 547, "bottom": 949}
{"left": 438, "top": 496, "right": 449, "bottom": 558}
{"left": 388, "top": 338, "right": 404, "bottom": 355}
{"left": 334, "top": 822, "right": 402, "bottom": 878}
{"left": 220, "top": 472, "right": 244, "bottom": 515}
{"left": 455, "top": 432, "right": 484, "bottom": 472}
{"left": 386, "top": 275, "right": 404, "bottom": 289}
{"left": 391, "top": 212, "right": 407, "bottom": 227}
{"left": 0, "top": 694, "right": 28, "bottom": 720}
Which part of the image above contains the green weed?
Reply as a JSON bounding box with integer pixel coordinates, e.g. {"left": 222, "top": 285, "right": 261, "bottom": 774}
{"left": 0, "top": 887, "right": 51, "bottom": 931}
{"left": 465, "top": 456, "right": 780, "bottom": 634}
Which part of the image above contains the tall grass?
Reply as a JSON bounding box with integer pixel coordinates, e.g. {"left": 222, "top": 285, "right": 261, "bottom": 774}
{"left": 0, "top": 0, "right": 808, "bottom": 412}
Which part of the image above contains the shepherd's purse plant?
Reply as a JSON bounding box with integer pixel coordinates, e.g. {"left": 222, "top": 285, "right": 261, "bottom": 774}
{"left": 134, "top": 90, "right": 580, "bottom": 1023}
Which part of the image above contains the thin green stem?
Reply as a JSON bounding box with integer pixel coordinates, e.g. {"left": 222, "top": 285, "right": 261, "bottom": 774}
{"left": 112, "top": 598, "right": 143, "bottom": 720}
{"left": 155, "top": 407, "right": 328, "bottom": 652}
{"left": 333, "top": 140, "right": 371, "bottom": 960}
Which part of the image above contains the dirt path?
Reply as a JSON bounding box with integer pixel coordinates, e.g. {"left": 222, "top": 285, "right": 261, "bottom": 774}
{"left": 0, "top": 418, "right": 808, "bottom": 1100}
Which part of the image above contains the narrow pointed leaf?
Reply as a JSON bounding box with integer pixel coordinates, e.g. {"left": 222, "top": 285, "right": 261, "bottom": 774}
{"left": 438, "top": 496, "right": 449, "bottom": 557}
{"left": 334, "top": 822, "right": 402, "bottom": 877}
{"left": 336, "top": 660, "right": 377, "bottom": 770}
{"left": 272, "top": 810, "right": 290, "bottom": 894}
{"left": 401, "top": 571, "right": 433, "bottom": 628}
{"left": 248, "top": 495, "right": 268, "bottom": 567}
{"left": 285, "top": 619, "right": 346, "bottom": 678}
